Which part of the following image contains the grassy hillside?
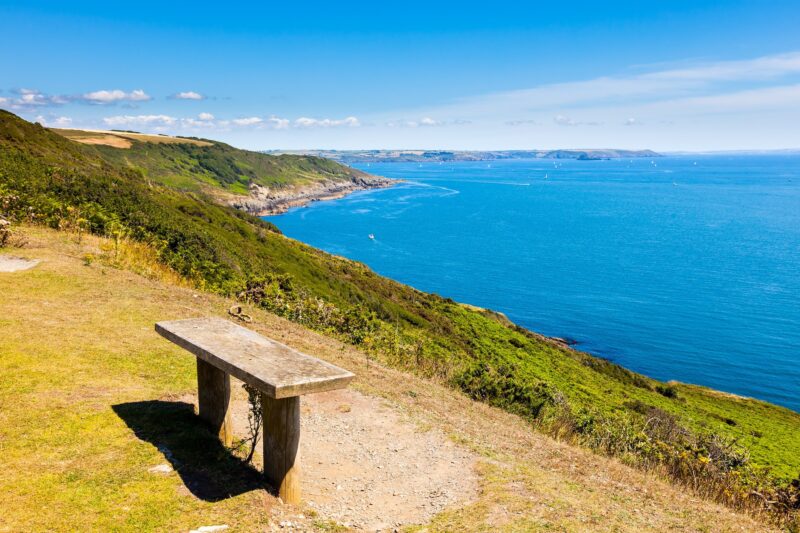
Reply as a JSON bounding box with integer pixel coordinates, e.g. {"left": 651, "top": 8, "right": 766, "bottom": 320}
{"left": 1, "top": 111, "right": 798, "bottom": 525}
{"left": 53, "top": 127, "right": 374, "bottom": 196}
{"left": 0, "top": 228, "right": 776, "bottom": 532}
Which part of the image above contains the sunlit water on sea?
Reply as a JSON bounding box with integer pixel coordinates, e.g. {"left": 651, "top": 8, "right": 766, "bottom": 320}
{"left": 266, "top": 156, "right": 800, "bottom": 411}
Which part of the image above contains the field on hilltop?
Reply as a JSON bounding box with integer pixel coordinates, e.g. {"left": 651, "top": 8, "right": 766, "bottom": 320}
{"left": 1, "top": 110, "right": 798, "bottom": 529}
{"left": 52, "top": 125, "right": 379, "bottom": 197}
{"left": 54, "top": 128, "right": 214, "bottom": 147}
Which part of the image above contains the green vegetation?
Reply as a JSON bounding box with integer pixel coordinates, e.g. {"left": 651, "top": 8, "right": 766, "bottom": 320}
{"left": 54, "top": 127, "right": 371, "bottom": 196}
{"left": 1, "top": 110, "right": 798, "bottom": 526}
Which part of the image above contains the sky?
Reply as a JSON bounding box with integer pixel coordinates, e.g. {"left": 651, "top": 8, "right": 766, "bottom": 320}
{"left": 2, "top": 0, "right": 800, "bottom": 151}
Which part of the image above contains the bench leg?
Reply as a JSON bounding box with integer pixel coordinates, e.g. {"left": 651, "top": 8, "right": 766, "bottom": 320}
{"left": 262, "top": 394, "right": 301, "bottom": 504}
{"left": 196, "top": 358, "right": 233, "bottom": 447}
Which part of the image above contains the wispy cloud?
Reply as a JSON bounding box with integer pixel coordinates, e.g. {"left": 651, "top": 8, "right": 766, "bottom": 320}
{"left": 81, "top": 89, "right": 151, "bottom": 105}
{"left": 643, "top": 52, "right": 800, "bottom": 82}
{"left": 103, "top": 114, "right": 176, "bottom": 127}
{"left": 553, "top": 114, "right": 601, "bottom": 126}
{"left": 506, "top": 119, "right": 540, "bottom": 126}
{"left": 0, "top": 88, "right": 67, "bottom": 110}
{"left": 0, "top": 88, "right": 152, "bottom": 109}
{"left": 231, "top": 116, "right": 263, "bottom": 126}
{"left": 648, "top": 83, "right": 800, "bottom": 113}
{"left": 401, "top": 51, "right": 800, "bottom": 123}
{"left": 35, "top": 115, "right": 73, "bottom": 127}
{"left": 266, "top": 117, "right": 290, "bottom": 129}
{"left": 386, "top": 117, "right": 470, "bottom": 127}
{"left": 173, "top": 114, "right": 325, "bottom": 131}
{"left": 180, "top": 113, "right": 217, "bottom": 128}
{"left": 172, "top": 91, "right": 205, "bottom": 100}
{"left": 294, "top": 116, "right": 360, "bottom": 128}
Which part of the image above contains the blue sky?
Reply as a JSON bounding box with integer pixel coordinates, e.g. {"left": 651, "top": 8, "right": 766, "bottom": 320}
{"left": 2, "top": 0, "right": 800, "bottom": 151}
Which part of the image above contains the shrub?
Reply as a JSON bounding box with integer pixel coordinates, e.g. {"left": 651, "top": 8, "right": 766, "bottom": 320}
{"left": 656, "top": 384, "right": 679, "bottom": 399}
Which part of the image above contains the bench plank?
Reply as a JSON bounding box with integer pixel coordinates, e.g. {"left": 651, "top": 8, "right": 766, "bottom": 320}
{"left": 155, "top": 317, "right": 354, "bottom": 399}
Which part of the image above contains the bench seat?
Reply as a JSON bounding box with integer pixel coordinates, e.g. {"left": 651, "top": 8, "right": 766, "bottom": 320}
{"left": 155, "top": 316, "right": 355, "bottom": 504}
{"left": 156, "top": 317, "right": 354, "bottom": 398}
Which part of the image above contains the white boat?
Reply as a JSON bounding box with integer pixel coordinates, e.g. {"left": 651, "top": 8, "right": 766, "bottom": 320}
{"left": 368, "top": 234, "right": 375, "bottom": 240}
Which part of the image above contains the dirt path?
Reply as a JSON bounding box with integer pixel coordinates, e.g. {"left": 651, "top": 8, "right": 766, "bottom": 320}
{"left": 0, "top": 255, "right": 39, "bottom": 272}
{"left": 226, "top": 387, "right": 479, "bottom": 531}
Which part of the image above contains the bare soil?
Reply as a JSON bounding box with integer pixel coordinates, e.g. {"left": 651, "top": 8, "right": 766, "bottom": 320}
{"left": 189, "top": 386, "right": 480, "bottom": 531}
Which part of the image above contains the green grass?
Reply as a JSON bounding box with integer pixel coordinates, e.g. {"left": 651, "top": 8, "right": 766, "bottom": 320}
{"left": 1, "top": 110, "right": 798, "bottom": 523}
{"left": 0, "top": 242, "right": 270, "bottom": 531}
{"left": 54, "top": 126, "right": 372, "bottom": 195}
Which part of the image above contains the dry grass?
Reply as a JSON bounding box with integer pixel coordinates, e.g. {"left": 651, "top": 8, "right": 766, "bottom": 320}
{"left": 51, "top": 128, "right": 212, "bottom": 148}
{"left": 0, "top": 226, "right": 776, "bottom": 532}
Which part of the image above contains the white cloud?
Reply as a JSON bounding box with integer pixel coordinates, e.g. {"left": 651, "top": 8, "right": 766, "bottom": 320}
{"left": 50, "top": 117, "right": 72, "bottom": 128}
{"left": 174, "top": 91, "right": 205, "bottom": 100}
{"left": 40, "top": 116, "right": 73, "bottom": 127}
{"left": 653, "top": 83, "right": 800, "bottom": 113}
{"left": 180, "top": 112, "right": 218, "bottom": 128}
{"left": 266, "top": 116, "right": 290, "bottom": 129}
{"left": 231, "top": 116, "right": 263, "bottom": 126}
{"left": 103, "top": 114, "right": 176, "bottom": 127}
{"left": 19, "top": 90, "right": 48, "bottom": 106}
{"left": 553, "top": 114, "right": 601, "bottom": 127}
{"left": 294, "top": 116, "right": 360, "bottom": 128}
{"left": 397, "top": 51, "right": 800, "bottom": 124}
{"left": 553, "top": 114, "right": 576, "bottom": 126}
{"left": 82, "top": 89, "right": 151, "bottom": 104}
{"left": 624, "top": 117, "right": 641, "bottom": 126}
{"left": 644, "top": 52, "right": 800, "bottom": 82}
{"left": 386, "top": 117, "right": 468, "bottom": 128}
{"left": 0, "top": 89, "right": 67, "bottom": 109}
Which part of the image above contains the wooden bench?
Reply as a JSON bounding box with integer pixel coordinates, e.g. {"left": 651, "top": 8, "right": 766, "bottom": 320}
{"left": 155, "top": 317, "right": 355, "bottom": 504}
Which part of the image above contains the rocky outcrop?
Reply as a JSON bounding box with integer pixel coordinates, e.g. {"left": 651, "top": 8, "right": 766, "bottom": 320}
{"left": 229, "top": 175, "right": 395, "bottom": 216}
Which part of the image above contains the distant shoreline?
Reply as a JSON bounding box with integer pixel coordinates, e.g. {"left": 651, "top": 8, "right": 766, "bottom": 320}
{"left": 264, "top": 148, "right": 662, "bottom": 164}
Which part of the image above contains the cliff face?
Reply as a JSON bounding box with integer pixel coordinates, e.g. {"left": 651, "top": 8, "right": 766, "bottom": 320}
{"left": 229, "top": 174, "right": 395, "bottom": 216}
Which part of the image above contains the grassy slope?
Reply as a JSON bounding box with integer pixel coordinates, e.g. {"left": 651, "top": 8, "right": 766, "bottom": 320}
{"left": 1, "top": 111, "right": 798, "bottom": 487}
{"left": 53, "top": 127, "right": 372, "bottom": 196}
{"left": 0, "top": 228, "right": 775, "bottom": 532}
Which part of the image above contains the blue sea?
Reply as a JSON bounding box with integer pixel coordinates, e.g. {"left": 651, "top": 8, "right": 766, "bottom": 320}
{"left": 266, "top": 156, "right": 800, "bottom": 412}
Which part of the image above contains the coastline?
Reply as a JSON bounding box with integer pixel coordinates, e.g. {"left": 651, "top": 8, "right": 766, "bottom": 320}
{"left": 228, "top": 175, "right": 396, "bottom": 216}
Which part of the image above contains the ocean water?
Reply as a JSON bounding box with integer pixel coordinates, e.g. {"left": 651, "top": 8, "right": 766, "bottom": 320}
{"left": 266, "top": 156, "right": 800, "bottom": 412}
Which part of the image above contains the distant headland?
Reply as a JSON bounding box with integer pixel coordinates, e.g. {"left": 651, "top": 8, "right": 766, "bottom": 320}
{"left": 264, "top": 149, "right": 662, "bottom": 163}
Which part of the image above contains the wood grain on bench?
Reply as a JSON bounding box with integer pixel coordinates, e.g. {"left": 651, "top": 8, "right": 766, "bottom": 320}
{"left": 155, "top": 316, "right": 356, "bottom": 504}
{"left": 155, "top": 317, "right": 354, "bottom": 398}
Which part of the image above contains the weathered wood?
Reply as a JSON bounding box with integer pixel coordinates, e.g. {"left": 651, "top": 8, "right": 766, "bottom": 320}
{"left": 155, "top": 316, "right": 356, "bottom": 505}
{"left": 155, "top": 318, "right": 354, "bottom": 398}
{"left": 196, "top": 358, "right": 233, "bottom": 447}
{"left": 262, "top": 393, "right": 301, "bottom": 504}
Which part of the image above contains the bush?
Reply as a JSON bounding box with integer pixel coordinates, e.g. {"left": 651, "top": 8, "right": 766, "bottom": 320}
{"left": 656, "top": 384, "right": 679, "bottom": 399}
